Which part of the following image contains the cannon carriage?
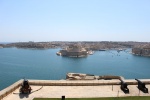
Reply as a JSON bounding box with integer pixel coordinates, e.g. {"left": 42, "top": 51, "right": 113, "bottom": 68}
{"left": 120, "top": 79, "right": 129, "bottom": 93}
{"left": 20, "top": 79, "right": 32, "bottom": 94}
{"left": 135, "top": 79, "right": 148, "bottom": 93}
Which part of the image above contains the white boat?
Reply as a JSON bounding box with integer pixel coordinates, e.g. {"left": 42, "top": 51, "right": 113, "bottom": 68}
{"left": 88, "top": 50, "right": 94, "bottom": 55}
{"left": 56, "top": 52, "right": 61, "bottom": 56}
{"left": 117, "top": 49, "right": 123, "bottom": 52}
{"left": 99, "top": 49, "right": 107, "bottom": 51}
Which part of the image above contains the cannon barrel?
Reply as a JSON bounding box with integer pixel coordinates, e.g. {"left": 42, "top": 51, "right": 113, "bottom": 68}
{"left": 120, "top": 79, "right": 128, "bottom": 86}
{"left": 135, "top": 79, "right": 143, "bottom": 84}
{"left": 120, "top": 79, "right": 126, "bottom": 84}
{"left": 119, "top": 79, "right": 128, "bottom": 87}
{"left": 135, "top": 79, "right": 148, "bottom": 93}
{"left": 119, "top": 79, "right": 129, "bottom": 94}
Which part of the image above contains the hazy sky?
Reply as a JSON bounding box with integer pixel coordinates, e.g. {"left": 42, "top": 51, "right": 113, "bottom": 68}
{"left": 0, "top": 0, "right": 150, "bottom": 42}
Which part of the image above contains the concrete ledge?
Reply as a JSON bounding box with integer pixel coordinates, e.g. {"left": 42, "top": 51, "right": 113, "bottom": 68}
{"left": 28, "top": 79, "right": 150, "bottom": 86}
{"left": 0, "top": 80, "right": 22, "bottom": 100}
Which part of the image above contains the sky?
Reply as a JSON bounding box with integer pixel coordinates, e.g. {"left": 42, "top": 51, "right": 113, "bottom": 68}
{"left": 0, "top": 0, "right": 150, "bottom": 42}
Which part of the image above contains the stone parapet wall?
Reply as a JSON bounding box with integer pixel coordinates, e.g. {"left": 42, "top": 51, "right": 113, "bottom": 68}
{"left": 1, "top": 79, "right": 150, "bottom": 99}
{"left": 28, "top": 79, "right": 150, "bottom": 86}
{"left": 0, "top": 80, "right": 22, "bottom": 100}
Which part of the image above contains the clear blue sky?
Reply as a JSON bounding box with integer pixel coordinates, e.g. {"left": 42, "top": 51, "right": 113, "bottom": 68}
{"left": 0, "top": 0, "right": 150, "bottom": 42}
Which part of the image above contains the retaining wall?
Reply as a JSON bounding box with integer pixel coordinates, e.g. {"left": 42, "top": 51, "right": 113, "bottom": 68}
{"left": 0, "top": 80, "right": 22, "bottom": 100}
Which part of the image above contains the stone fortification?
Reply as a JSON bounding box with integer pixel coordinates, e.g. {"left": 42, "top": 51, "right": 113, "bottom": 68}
{"left": 0, "top": 80, "right": 22, "bottom": 100}
{"left": 132, "top": 44, "right": 150, "bottom": 56}
{"left": 58, "top": 44, "right": 88, "bottom": 57}
{"left": 1, "top": 79, "right": 150, "bottom": 99}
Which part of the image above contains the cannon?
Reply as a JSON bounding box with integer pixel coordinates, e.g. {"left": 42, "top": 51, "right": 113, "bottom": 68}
{"left": 135, "top": 79, "right": 148, "bottom": 93}
{"left": 20, "top": 79, "right": 32, "bottom": 94}
{"left": 120, "top": 79, "right": 129, "bottom": 93}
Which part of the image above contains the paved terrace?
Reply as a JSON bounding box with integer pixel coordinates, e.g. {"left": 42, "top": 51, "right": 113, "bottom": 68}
{"left": 1, "top": 79, "right": 150, "bottom": 100}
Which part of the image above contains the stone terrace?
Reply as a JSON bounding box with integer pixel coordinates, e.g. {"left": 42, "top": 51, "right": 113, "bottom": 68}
{"left": 1, "top": 79, "right": 150, "bottom": 100}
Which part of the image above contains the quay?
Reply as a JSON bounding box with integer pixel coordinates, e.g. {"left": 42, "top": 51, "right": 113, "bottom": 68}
{"left": 1, "top": 79, "right": 150, "bottom": 100}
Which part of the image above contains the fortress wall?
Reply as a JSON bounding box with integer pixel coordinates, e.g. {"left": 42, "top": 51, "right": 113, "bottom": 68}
{"left": 1, "top": 79, "right": 150, "bottom": 99}
{"left": 0, "top": 80, "right": 22, "bottom": 100}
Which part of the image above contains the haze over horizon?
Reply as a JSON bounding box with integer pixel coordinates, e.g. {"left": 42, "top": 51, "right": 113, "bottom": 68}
{"left": 0, "top": 0, "right": 150, "bottom": 42}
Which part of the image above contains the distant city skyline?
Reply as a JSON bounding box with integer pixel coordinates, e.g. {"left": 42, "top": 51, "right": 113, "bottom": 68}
{"left": 0, "top": 0, "right": 150, "bottom": 42}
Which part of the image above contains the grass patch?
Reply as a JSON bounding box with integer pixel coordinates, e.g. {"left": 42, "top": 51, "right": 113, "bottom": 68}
{"left": 33, "top": 96, "right": 150, "bottom": 100}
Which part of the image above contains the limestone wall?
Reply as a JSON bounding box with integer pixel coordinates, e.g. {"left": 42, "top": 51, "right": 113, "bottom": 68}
{"left": 1, "top": 79, "right": 150, "bottom": 99}
{"left": 0, "top": 80, "right": 22, "bottom": 100}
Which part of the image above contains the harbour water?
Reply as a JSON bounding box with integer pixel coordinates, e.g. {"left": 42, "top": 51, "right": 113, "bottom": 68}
{"left": 0, "top": 48, "right": 150, "bottom": 90}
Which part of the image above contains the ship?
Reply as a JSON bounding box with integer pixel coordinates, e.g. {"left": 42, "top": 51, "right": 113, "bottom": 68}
{"left": 99, "top": 49, "right": 107, "bottom": 51}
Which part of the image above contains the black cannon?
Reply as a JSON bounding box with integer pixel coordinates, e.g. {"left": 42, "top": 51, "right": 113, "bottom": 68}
{"left": 120, "top": 79, "right": 129, "bottom": 93}
{"left": 20, "top": 79, "right": 32, "bottom": 94}
{"left": 135, "top": 79, "right": 148, "bottom": 93}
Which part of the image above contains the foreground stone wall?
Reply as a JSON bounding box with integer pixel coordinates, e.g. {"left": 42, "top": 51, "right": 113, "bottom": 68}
{"left": 1, "top": 79, "right": 150, "bottom": 99}
{"left": 0, "top": 80, "right": 22, "bottom": 100}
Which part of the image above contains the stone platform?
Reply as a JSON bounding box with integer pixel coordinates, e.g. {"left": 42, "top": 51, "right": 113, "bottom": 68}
{"left": 1, "top": 79, "right": 150, "bottom": 100}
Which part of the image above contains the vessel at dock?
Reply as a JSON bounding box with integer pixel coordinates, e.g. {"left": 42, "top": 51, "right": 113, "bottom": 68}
{"left": 99, "top": 49, "right": 107, "bottom": 51}
{"left": 56, "top": 52, "right": 61, "bottom": 56}
{"left": 87, "top": 50, "right": 94, "bottom": 55}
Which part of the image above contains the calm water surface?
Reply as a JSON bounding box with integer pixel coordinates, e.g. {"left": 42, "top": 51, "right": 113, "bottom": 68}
{"left": 0, "top": 48, "right": 150, "bottom": 90}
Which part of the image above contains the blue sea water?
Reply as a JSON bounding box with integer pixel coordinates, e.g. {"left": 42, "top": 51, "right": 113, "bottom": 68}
{"left": 0, "top": 48, "right": 150, "bottom": 90}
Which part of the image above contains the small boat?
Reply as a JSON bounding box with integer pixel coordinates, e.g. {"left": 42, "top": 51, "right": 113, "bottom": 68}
{"left": 99, "top": 49, "right": 107, "bottom": 51}
{"left": 56, "top": 52, "right": 61, "bottom": 56}
{"left": 117, "top": 49, "right": 123, "bottom": 52}
{"left": 88, "top": 50, "right": 94, "bottom": 55}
